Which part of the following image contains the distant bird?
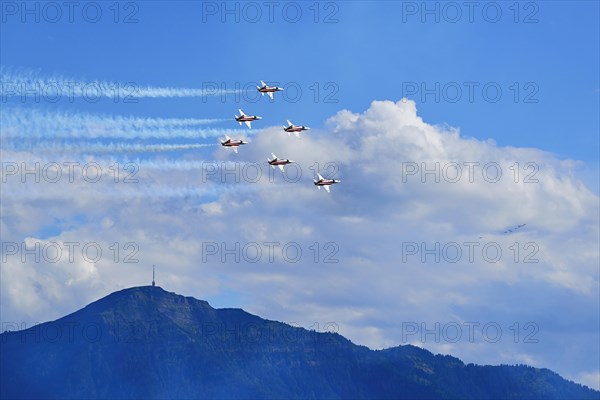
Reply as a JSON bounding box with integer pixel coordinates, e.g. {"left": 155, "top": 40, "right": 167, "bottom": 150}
{"left": 502, "top": 224, "right": 527, "bottom": 234}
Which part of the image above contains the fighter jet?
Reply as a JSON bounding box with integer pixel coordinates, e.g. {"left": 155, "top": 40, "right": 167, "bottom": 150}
{"left": 235, "top": 109, "right": 262, "bottom": 128}
{"left": 267, "top": 153, "right": 295, "bottom": 172}
{"left": 257, "top": 80, "right": 283, "bottom": 100}
{"left": 313, "top": 172, "right": 341, "bottom": 193}
{"left": 283, "top": 120, "right": 310, "bottom": 137}
{"left": 221, "top": 135, "right": 247, "bottom": 153}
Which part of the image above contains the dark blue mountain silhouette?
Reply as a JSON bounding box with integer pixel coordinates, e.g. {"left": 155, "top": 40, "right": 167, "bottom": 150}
{"left": 1, "top": 286, "right": 597, "bottom": 399}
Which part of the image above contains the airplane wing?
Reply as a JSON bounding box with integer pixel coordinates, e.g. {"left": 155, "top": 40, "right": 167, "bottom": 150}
{"left": 294, "top": 132, "right": 300, "bottom": 138}
{"left": 238, "top": 109, "right": 245, "bottom": 116}
{"left": 267, "top": 92, "right": 274, "bottom": 100}
{"left": 233, "top": 147, "right": 238, "bottom": 154}
{"left": 278, "top": 165, "right": 284, "bottom": 172}
{"left": 317, "top": 173, "right": 324, "bottom": 180}
{"left": 260, "top": 80, "right": 266, "bottom": 87}
{"left": 324, "top": 185, "right": 331, "bottom": 193}
{"left": 225, "top": 135, "right": 231, "bottom": 140}
{"left": 271, "top": 153, "right": 277, "bottom": 159}
{"left": 245, "top": 121, "right": 252, "bottom": 129}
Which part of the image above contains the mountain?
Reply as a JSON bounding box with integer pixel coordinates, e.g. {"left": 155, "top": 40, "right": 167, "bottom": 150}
{"left": 1, "top": 286, "right": 597, "bottom": 399}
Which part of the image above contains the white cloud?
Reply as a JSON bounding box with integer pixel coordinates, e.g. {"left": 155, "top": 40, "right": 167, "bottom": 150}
{"left": 1, "top": 99, "right": 598, "bottom": 389}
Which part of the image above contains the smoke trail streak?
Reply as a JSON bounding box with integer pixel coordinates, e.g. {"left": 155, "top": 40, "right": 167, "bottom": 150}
{"left": 1, "top": 149, "right": 292, "bottom": 200}
{"left": 131, "top": 159, "right": 256, "bottom": 171}
{"left": 0, "top": 67, "right": 241, "bottom": 98}
{"left": 3, "top": 141, "right": 217, "bottom": 153}
{"left": 0, "top": 151, "right": 257, "bottom": 174}
{"left": 1, "top": 154, "right": 262, "bottom": 199}
{"left": 2, "top": 182, "right": 258, "bottom": 201}
{"left": 1, "top": 108, "right": 256, "bottom": 139}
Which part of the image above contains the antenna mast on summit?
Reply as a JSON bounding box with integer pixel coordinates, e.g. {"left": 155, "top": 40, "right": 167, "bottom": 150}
{"left": 152, "top": 264, "right": 155, "bottom": 287}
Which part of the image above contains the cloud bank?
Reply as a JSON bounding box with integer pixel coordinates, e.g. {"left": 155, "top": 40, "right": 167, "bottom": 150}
{"left": 1, "top": 99, "right": 598, "bottom": 389}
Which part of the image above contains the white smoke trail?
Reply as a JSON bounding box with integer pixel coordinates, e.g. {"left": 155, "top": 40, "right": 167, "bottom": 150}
{"left": 0, "top": 151, "right": 258, "bottom": 175}
{"left": 2, "top": 181, "right": 257, "bottom": 200}
{"left": 1, "top": 143, "right": 273, "bottom": 202}
{"left": 1, "top": 153, "right": 263, "bottom": 200}
{"left": 0, "top": 67, "right": 241, "bottom": 98}
{"left": 1, "top": 108, "right": 255, "bottom": 139}
{"left": 3, "top": 141, "right": 217, "bottom": 153}
{"left": 131, "top": 159, "right": 256, "bottom": 171}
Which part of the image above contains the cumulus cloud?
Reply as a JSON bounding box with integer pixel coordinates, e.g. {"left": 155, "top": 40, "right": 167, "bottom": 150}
{"left": 1, "top": 99, "right": 598, "bottom": 389}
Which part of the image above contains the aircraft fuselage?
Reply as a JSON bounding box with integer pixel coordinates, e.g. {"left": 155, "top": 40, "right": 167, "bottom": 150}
{"left": 237, "top": 116, "right": 260, "bottom": 122}
{"left": 222, "top": 140, "right": 246, "bottom": 147}
{"left": 284, "top": 126, "right": 307, "bottom": 132}
{"left": 314, "top": 179, "right": 338, "bottom": 186}
{"left": 269, "top": 159, "right": 292, "bottom": 166}
{"left": 259, "top": 86, "right": 282, "bottom": 93}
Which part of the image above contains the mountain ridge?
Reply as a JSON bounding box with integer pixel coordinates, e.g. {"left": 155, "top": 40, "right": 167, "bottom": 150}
{"left": 1, "top": 286, "right": 598, "bottom": 399}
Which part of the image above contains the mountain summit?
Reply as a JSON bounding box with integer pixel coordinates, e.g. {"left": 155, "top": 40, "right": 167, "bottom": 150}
{"left": 1, "top": 286, "right": 597, "bottom": 399}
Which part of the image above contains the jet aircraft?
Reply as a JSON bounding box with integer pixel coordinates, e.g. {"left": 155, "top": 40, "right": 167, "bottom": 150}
{"left": 267, "top": 153, "right": 295, "bottom": 171}
{"left": 257, "top": 80, "right": 284, "bottom": 100}
{"left": 313, "top": 172, "right": 341, "bottom": 193}
{"left": 283, "top": 120, "right": 310, "bottom": 137}
{"left": 235, "top": 109, "right": 261, "bottom": 128}
{"left": 221, "top": 135, "right": 247, "bottom": 153}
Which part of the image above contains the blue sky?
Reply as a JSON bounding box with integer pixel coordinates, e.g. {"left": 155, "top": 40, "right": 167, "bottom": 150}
{"left": 2, "top": 1, "right": 598, "bottom": 160}
{"left": 1, "top": 0, "right": 599, "bottom": 391}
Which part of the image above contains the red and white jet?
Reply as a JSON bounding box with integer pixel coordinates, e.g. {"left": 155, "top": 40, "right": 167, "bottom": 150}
{"left": 221, "top": 135, "right": 247, "bottom": 153}
{"left": 313, "top": 172, "right": 341, "bottom": 193}
{"left": 283, "top": 120, "right": 310, "bottom": 137}
{"left": 267, "top": 153, "right": 295, "bottom": 172}
{"left": 235, "top": 109, "right": 262, "bottom": 128}
{"left": 257, "top": 80, "right": 283, "bottom": 100}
